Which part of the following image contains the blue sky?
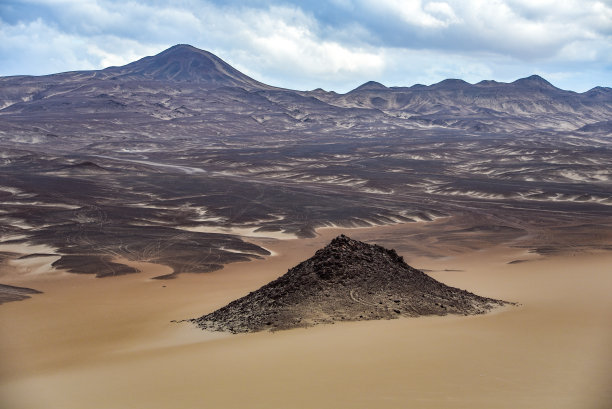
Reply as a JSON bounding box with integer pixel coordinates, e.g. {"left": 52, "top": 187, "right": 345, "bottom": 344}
{"left": 1, "top": 0, "right": 611, "bottom": 92}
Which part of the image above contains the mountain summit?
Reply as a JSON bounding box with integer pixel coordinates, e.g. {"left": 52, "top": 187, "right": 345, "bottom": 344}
{"left": 192, "top": 235, "right": 510, "bottom": 333}
{"left": 103, "top": 44, "right": 272, "bottom": 89}
{"left": 511, "top": 74, "right": 556, "bottom": 90}
{"left": 349, "top": 80, "right": 389, "bottom": 93}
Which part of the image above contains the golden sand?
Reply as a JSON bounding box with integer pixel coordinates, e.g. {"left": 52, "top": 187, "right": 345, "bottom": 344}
{"left": 1, "top": 224, "right": 611, "bottom": 408}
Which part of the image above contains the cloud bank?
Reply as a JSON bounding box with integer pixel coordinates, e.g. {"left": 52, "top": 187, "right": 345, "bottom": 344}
{"left": 1, "top": 0, "right": 610, "bottom": 92}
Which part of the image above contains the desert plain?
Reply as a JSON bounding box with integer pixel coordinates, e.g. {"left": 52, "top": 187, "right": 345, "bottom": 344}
{"left": 1, "top": 44, "right": 612, "bottom": 408}
{"left": 1, "top": 219, "right": 611, "bottom": 409}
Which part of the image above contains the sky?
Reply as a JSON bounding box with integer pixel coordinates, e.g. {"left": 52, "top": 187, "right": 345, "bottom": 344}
{"left": 0, "top": 0, "right": 611, "bottom": 92}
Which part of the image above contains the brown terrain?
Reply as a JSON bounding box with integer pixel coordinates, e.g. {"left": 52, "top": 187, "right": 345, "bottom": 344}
{"left": 0, "top": 45, "right": 611, "bottom": 408}
{"left": 0, "top": 222, "right": 611, "bottom": 408}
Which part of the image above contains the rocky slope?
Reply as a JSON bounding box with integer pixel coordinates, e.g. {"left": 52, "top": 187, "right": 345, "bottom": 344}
{"left": 101, "top": 44, "right": 275, "bottom": 89}
{"left": 1, "top": 44, "right": 610, "bottom": 279}
{"left": 311, "top": 75, "right": 612, "bottom": 131}
{"left": 1, "top": 44, "right": 610, "bottom": 132}
{"left": 193, "top": 235, "right": 511, "bottom": 333}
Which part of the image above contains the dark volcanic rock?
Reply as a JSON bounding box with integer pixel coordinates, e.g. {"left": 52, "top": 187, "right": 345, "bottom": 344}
{"left": 60, "top": 161, "right": 110, "bottom": 173}
{"left": 103, "top": 44, "right": 273, "bottom": 89}
{"left": 349, "top": 81, "right": 388, "bottom": 92}
{"left": 192, "top": 235, "right": 511, "bottom": 333}
{"left": 51, "top": 255, "right": 140, "bottom": 278}
{"left": 1, "top": 44, "right": 610, "bottom": 280}
{"left": 0, "top": 283, "right": 42, "bottom": 305}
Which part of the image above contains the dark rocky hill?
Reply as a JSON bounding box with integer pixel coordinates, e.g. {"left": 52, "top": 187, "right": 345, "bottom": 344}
{"left": 192, "top": 235, "right": 511, "bottom": 333}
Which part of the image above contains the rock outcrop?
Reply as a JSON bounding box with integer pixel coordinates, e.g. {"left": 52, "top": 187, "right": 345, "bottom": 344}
{"left": 193, "top": 235, "right": 511, "bottom": 333}
{"left": 0, "top": 283, "right": 42, "bottom": 305}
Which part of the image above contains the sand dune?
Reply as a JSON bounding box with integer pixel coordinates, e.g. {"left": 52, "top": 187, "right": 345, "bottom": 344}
{"left": 0, "top": 224, "right": 611, "bottom": 408}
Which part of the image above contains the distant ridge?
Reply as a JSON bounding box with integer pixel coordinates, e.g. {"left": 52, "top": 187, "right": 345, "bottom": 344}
{"left": 0, "top": 43, "right": 605, "bottom": 95}
{"left": 430, "top": 78, "right": 471, "bottom": 89}
{"left": 192, "top": 235, "right": 511, "bottom": 333}
{"left": 348, "top": 75, "right": 561, "bottom": 93}
{"left": 0, "top": 43, "right": 609, "bottom": 133}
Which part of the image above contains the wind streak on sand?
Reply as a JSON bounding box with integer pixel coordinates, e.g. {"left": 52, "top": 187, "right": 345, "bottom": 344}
{"left": 93, "top": 155, "right": 207, "bottom": 175}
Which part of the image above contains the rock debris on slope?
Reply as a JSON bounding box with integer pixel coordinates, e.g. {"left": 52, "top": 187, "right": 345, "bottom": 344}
{"left": 193, "top": 235, "right": 511, "bottom": 333}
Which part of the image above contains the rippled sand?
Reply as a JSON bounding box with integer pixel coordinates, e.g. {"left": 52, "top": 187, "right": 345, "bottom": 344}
{"left": 1, "top": 224, "right": 611, "bottom": 409}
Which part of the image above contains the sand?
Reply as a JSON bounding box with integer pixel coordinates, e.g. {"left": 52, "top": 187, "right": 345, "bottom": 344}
{"left": 1, "top": 224, "right": 611, "bottom": 409}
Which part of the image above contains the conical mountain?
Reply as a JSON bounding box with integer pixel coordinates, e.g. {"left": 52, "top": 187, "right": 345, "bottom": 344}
{"left": 102, "top": 44, "right": 273, "bottom": 89}
{"left": 348, "top": 81, "right": 388, "bottom": 93}
{"left": 511, "top": 74, "right": 556, "bottom": 90}
{"left": 192, "top": 235, "right": 511, "bottom": 333}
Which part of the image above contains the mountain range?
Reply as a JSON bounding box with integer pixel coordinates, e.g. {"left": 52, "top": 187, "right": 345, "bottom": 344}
{"left": 0, "top": 44, "right": 611, "bottom": 279}
{"left": 1, "top": 44, "right": 611, "bottom": 136}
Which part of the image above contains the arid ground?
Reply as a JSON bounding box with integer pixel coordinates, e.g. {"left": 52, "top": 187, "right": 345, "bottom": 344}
{"left": 1, "top": 45, "right": 611, "bottom": 408}
{"left": 1, "top": 220, "right": 611, "bottom": 409}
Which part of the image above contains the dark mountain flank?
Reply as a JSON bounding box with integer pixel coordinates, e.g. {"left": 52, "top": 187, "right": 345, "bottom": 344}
{"left": 102, "top": 44, "right": 274, "bottom": 89}
{"left": 192, "top": 235, "right": 511, "bottom": 333}
{"left": 1, "top": 44, "right": 611, "bottom": 280}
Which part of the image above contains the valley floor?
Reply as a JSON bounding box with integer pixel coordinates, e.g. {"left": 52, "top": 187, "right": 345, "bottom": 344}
{"left": 0, "top": 223, "right": 611, "bottom": 409}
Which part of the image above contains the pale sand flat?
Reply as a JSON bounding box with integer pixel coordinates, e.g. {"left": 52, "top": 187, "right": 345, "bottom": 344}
{"left": 0, "top": 224, "right": 611, "bottom": 409}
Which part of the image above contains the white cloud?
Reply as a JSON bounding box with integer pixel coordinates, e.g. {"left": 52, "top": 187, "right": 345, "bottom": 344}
{"left": 424, "top": 2, "right": 461, "bottom": 24}
{"left": 0, "top": 0, "right": 610, "bottom": 91}
{"left": 451, "top": 0, "right": 612, "bottom": 60}
{"left": 361, "top": 0, "right": 460, "bottom": 28}
{"left": 0, "top": 19, "right": 95, "bottom": 74}
{"left": 239, "top": 7, "right": 384, "bottom": 79}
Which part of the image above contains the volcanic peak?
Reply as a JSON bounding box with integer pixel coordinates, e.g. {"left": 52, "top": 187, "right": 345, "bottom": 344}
{"left": 349, "top": 81, "right": 389, "bottom": 93}
{"left": 192, "top": 235, "right": 510, "bottom": 333}
{"left": 103, "top": 44, "right": 271, "bottom": 89}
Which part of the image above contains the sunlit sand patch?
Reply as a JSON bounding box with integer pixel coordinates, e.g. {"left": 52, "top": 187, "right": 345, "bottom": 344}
{"left": 292, "top": 174, "right": 368, "bottom": 186}
{"left": 0, "top": 201, "right": 80, "bottom": 209}
{"left": 316, "top": 214, "right": 445, "bottom": 234}
{"left": 425, "top": 186, "right": 612, "bottom": 205}
{"left": 0, "top": 186, "right": 27, "bottom": 196}
{"left": 519, "top": 191, "right": 612, "bottom": 205}
{"left": 558, "top": 170, "right": 610, "bottom": 182}
{"left": 111, "top": 257, "right": 173, "bottom": 279}
{"left": 93, "top": 155, "right": 207, "bottom": 174}
{"left": 217, "top": 246, "right": 248, "bottom": 255}
{"left": 0, "top": 218, "right": 36, "bottom": 231}
{"left": 119, "top": 148, "right": 156, "bottom": 153}
{"left": 0, "top": 242, "right": 61, "bottom": 280}
{"left": 244, "top": 165, "right": 292, "bottom": 173}
{"left": 0, "top": 242, "right": 58, "bottom": 256}
{"left": 398, "top": 211, "right": 446, "bottom": 222}
{"left": 0, "top": 234, "right": 28, "bottom": 243}
{"left": 360, "top": 187, "right": 394, "bottom": 194}
{"left": 424, "top": 188, "right": 510, "bottom": 200}
{"left": 7, "top": 255, "right": 61, "bottom": 277}
{"left": 1, "top": 227, "right": 611, "bottom": 409}
{"left": 255, "top": 245, "right": 278, "bottom": 257}
{"left": 114, "top": 321, "right": 231, "bottom": 354}
{"left": 179, "top": 225, "right": 298, "bottom": 240}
